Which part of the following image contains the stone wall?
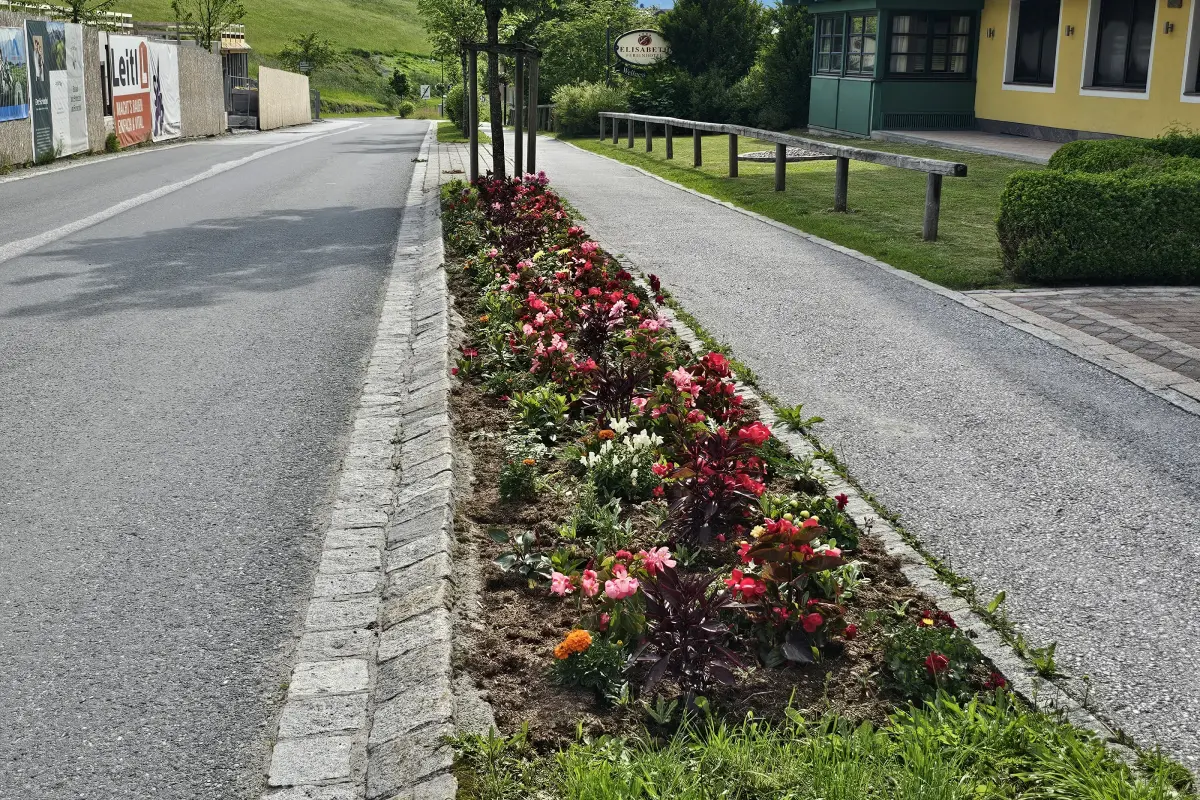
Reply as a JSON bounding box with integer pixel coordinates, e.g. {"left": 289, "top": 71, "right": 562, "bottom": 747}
{"left": 258, "top": 67, "right": 310, "bottom": 131}
{"left": 0, "top": 10, "right": 37, "bottom": 165}
{"left": 178, "top": 44, "right": 225, "bottom": 138}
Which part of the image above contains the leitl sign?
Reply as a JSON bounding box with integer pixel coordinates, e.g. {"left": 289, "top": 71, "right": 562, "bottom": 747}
{"left": 613, "top": 29, "right": 669, "bottom": 67}
{"left": 108, "top": 35, "right": 152, "bottom": 148}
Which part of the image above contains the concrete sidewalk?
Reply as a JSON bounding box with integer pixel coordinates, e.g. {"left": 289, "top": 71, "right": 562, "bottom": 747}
{"left": 498, "top": 133, "right": 1200, "bottom": 765}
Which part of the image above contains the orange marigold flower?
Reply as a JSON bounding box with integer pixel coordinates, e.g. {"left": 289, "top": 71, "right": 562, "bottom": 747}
{"left": 522, "top": 457, "right": 537, "bottom": 466}
{"left": 597, "top": 429, "right": 615, "bottom": 441}
{"left": 479, "top": 314, "right": 490, "bottom": 323}
{"left": 553, "top": 629, "right": 592, "bottom": 660}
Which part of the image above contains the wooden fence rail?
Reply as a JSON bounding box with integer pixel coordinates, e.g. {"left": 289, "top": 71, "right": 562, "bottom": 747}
{"left": 598, "top": 111, "right": 967, "bottom": 241}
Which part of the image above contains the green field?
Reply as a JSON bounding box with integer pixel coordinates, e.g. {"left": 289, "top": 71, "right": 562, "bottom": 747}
{"left": 568, "top": 133, "right": 1039, "bottom": 291}
{"left": 113, "top": 0, "right": 430, "bottom": 56}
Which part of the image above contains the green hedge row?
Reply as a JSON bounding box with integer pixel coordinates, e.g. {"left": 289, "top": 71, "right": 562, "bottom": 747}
{"left": 998, "top": 134, "right": 1200, "bottom": 284}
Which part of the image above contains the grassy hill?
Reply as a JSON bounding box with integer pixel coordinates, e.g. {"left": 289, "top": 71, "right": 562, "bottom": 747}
{"left": 113, "top": 0, "right": 429, "bottom": 57}
{"left": 112, "top": 0, "right": 436, "bottom": 113}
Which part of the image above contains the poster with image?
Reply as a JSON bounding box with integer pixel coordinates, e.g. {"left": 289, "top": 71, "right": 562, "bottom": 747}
{"left": 0, "top": 27, "right": 28, "bottom": 122}
{"left": 148, "top": 41, "right": 179, "bottom": 141}
{"left": 25, "top": 21, "right": 87, "bottom": 159}
{"left": 108, "top": 35, "right": 152, "bottom": 148}
{"left": 24, "top": 20, "right": 53, "bottom": 158}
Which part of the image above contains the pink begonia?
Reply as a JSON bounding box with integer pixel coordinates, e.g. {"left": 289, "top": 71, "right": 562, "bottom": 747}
{"left": 631, "top": 397, "right": 648, "bottom": 413}
{"left": 522, "top": 323, "right": 534, "bottom": 337}
{"left": 550, "top": 571, "right": 574, "bottom": 597}
{"left": 608, "top": 300, "right": 626, "bottom": 320}
{"left": 580, "top": 569, "right": 600, "bottom": 598}
{"left": 605, "top": 573, "right": 640, "bottom": 601}
{"left": 824, "top": 547, "right": 842, "bottom": 558}
{"left": 668, "top": 367, "right": 694, "bottom": 391}
{"left": 639, "top": 547, "right": 676, "bottom": 576}
{"left": 491, "top": 202, "right": 503, "bottom": 211}
{"left": 651, "top": 461, "right": 671, "bottom": 477}
{"left": 580, "top": 241, "right": 599, "bottom": 254}
{"left": 487, "top": 248, "right": 499, "bottom": 258}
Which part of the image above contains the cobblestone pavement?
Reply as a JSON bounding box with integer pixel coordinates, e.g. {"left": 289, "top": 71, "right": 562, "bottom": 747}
{"left": 970, "top": 289, "right": 1200, "bottom": 407}
{"left": 523, "top": 133, "right": 1200, "bottom": 766}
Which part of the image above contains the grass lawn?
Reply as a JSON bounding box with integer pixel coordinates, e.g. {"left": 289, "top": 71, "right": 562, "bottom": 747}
{"left": 566, "top": 133, "right": 1042, "bottom": 291}
{"left": 438, "top": 121, "right": 489, "bottom": 144}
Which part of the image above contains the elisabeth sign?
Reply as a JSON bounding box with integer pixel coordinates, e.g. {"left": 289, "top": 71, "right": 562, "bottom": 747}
{"left": 613, "top": 30, "right": 669, "bottom": 67}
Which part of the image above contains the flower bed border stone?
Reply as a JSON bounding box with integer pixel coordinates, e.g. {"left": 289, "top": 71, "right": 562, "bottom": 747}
{"left": 259, "top": 121, "right": 459, "bottom": 800}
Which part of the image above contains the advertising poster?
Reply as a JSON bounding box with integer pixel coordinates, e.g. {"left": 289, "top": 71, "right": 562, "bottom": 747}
{"left": 108, "top": 35, "right": 152, "bottom": 148}
{"left": 62, "top": 23, "right": 88, "bottom": 154}
{"left": 0, "top": 27, "right": 28, "bottom": 122}
{"left": 148, "top": 41, "right": 180, "bottom": 141}
{"left": 24, "top": 20, "right": 53, "bottom": 159}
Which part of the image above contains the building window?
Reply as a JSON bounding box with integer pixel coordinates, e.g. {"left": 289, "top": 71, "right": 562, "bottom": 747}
{"left": 816, "top": 15, "right": 846, "bottom": 74}
{"left": 1012, "top": 0, "right": 1061, "bottom": 84}
{"left": 889, "top": 12, "right": 974, "bottom": 76}
{"left": 1091, "top": 0, "right": 1155, "bottom": 88}
{"left": 846, "top": 14, "right": 879, "bottom": 76}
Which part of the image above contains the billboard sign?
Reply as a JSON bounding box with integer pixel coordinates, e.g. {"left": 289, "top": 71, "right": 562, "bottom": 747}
{"left": 25, "top": 21, "right": 88, "bottom": 158}
{"left": 613, "top": 29, "right": 670, "bottom": 67}
{"left": 109, "top": 35, "right": 152, "bottom": 147}
{"left": 148, "top": 41, "right": 180, "bottom": 141}
{"left": 24, "top": 20, "right": 53, "bottom": 158}
{"left": 0, "top": 27, "right": 28, "bottom": 122}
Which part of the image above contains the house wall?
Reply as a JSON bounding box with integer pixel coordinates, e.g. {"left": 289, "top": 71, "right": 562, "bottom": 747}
{"left": 258, "top": 66, "right": 310, "bottom": 130}
{"left": 975, "top": 0, "right": 1200, "bottom": 138}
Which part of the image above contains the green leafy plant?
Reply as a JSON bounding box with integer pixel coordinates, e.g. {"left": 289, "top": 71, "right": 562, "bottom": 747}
{"left": 499, "top": 434, "right": 546, "bottom": 503}
{"left": 776, "top": 403, "right": 823, "bottom": 431}
{"left": 510, "top": 385, "right": 569, "bottom": 443}
{"left": 579, "top": 421, "right": 663, "bottom": 503}
{"left": 884, "top": 615, "right": 984, "bottom": 703}
{"left": 1029, "top": 640, "right": 1058, "bottom": 677}
{"left": 552, "top": 637, "right": 629, "bottom": 705}
{"left": 490, "top": 528, "right": 550, "bottom": 588}
{"left": 104, "top": 132, "right": 120, "bottom": 153}
{"left": 568, "top": 485, "right": 632, "bottom": 556}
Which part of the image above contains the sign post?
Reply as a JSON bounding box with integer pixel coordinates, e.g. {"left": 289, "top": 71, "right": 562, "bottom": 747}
{"left": 612, "top": 29, "right": 670, "bottom": 78}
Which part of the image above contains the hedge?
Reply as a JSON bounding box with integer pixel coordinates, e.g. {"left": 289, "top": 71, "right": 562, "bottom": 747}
{"left": 1049, "top": 133, "right": 1200, "bottom": 173}
{"left": 997, "top": 165, "right": 1200, "bottom": 284}
{"left": 551, "top": 81, "right": 628, "bottom": 137}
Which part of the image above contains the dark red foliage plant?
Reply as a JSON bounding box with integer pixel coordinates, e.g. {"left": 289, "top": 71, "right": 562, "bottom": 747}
{"left": 636, "top": 567, "right": 742, "bottom": 694}
{"left": 665, "top": 426, "right": 766, "bottom": 544}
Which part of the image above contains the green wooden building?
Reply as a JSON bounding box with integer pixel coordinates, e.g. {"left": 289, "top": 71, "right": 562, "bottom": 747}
{"left": 808, "top": 0, "right": 984, "bottom": 136}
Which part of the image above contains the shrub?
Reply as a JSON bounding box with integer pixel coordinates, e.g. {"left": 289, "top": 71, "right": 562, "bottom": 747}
{"left": 637, "top": 567, "right": 741, "bottom": 694}
{"left": 884, "top": 613, "right": 985, "bottom": 702}
{"left": 499, "top": 434, "right": 547, "bottom": 502}
{"left": 551, "top": 81, "right": 628, "bottom": 137}
{"left": 997, "top": 165, "right": 1200, "bottom": 284}
{"left": 551, "top": 634, "right": 629, "bottom": 704}
{"left": 395, "top": 99, "right": 416, "bottom": 118}
{"left": 1049, "top": 131, "right": 1200, "bottom": 172}
{"left": 104, "top": 132, "right": 120, "bottom": 153}
{"left": 510, "top": 385, "right": 570, "bottom": 443}
{"left": 579, "top": 420, "right": 663, "bottom": 503}
{"left": 446, "top": 83, "right": 466, "bottom": 129}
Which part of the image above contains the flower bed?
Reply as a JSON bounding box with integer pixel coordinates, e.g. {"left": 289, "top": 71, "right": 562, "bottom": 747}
{"left": 441, "top": 174, "right": 1192, "bottom": 798}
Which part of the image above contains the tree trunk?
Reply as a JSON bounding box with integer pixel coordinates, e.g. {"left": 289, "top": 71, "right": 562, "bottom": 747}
{"left": 485, "top": 5, "right": 504, "bottom": 178}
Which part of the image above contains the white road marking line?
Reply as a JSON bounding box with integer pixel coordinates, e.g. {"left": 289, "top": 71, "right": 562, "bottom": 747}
{"left": 0, "top": 123, "right": 369, "bottom": 267}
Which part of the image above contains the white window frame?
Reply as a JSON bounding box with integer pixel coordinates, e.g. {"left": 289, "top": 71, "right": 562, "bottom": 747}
{"left": 1079, "top": 0, "right": 1156, "bottom": 99}
{"left": 1180, "top": 0, "right": 1200, "bottom": 101}
{"left": 1003, "top": 0, "right": 1064, "bottom": 92}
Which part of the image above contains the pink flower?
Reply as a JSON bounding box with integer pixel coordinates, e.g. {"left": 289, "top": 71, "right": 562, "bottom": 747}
{"left": 823, "top": 547, "right": 842, "bottom": 558}
{"left": 631, "top": 397, "right": 648, "bottom": 413}
{"left": 605, "top": 574, "right": 640, "bottom": 600}
{"left": 801, "top": 613, "right": 824, "bottom": 633}
{"left": 668, "top": 367, "right": 694, "bottom": 391}
{"left": 724, "top": 569, "right": 767, "bottom": 601}
{"left": 685, "top": 409, "right": 706, "bottom": 424}
{"left": 651, "top": 462, "right": 671, "bottom": 477}
{"left": 487, "top": 247, "right": 499, "bottom": 258}
{"left": 737, "top": 421, "right": 771, "bottom": 448}
{"left": 550, "top": 571, "right": 574, "bottom": 597}
{"left": 835, "top": 493, "right": 849, "bottom": 510}
{"left": 579, "top": 569, "right": 599, "bottom": 598}
{"left": 639, "top": 547, "right": 676, "bottom": 576}
{"left": 802, "top": 517, "right": 820, "bottom": 529}
{"left": 598, "top": 612, "right": 611, "bottom": 631}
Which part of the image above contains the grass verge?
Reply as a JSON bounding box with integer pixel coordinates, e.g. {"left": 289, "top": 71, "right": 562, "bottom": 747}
{"left": 564, "top": 133, "right": 1040, "bottom": 292}
{"left": 439, "top": 121, "right": 490, "bottom": 144}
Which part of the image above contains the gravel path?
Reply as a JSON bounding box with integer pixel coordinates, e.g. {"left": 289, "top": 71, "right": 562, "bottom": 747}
{"left": 529, "top": 135, "right": 1200, "bottom": 765}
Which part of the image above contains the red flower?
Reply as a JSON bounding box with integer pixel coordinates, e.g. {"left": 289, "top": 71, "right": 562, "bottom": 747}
{"left": 737, "top": 541, "right": 752, "bottom": 564}
{"left": 685, "top": 409, "right": 707, "bottom": 424}
{"left": 924, "top": 652, "right": 950, "bottom": 676}
{"left": 736, "top": 421, "right": 771, "bottom": 448}
{"left": 844, "top": 624, "right": 858, "bottom": 640}
{"left": 801, "top": 517, "right": 820, "bottom": 529}
{"left": 983, "top": 671, "right": 1007, "bottom": 690}
{"left": 702, "top": 351, "right": 731, "bottom": 377}
{"left": 450, "top": 367, "right": 459, "bottom": 376}
{"left": 834, "top": 493, "right": 849, "bottom": 510}
{"left": 652, "top": 485, "right": 665, "bottom": 497}
{"left": 801, "top": 613, "right": 823, "bottom": 633}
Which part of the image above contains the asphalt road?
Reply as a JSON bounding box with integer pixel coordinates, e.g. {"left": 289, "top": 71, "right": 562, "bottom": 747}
{"left": 0, "top": 118, "right": 428, "bottom": 799}
{"left": 531, "top": 136, "right": 1200, "bottom": 765}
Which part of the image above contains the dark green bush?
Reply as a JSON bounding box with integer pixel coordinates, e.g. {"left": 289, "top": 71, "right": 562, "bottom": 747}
{"left": 998, "top": 166, "right": 1200, "bottom": 284}
{"left": 552, "top": 81, "right": 628, "bottom": 137}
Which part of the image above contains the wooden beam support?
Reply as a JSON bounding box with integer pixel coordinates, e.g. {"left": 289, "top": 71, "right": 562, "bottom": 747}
{"left": 923, "top": 173, "right": 943, "bottom": 241}
{"left": 728, "top": 133, "right": 738, "bottom": 178}
{"left": 774, "top": 142, "right": 786, "bottom": 192}
{"left": 526, "top": 58, "right": 539, "bottom": 174}
{"left": 834, "top": 156, "right": 849, "bottom": 212}
{"left": 513, "top": 55, "right": 523, "bottom": 177}
{"left": 468, "top": 48, "right": 478, "bottom": 182}
{"left": 665, "top": 124, "right": 673, "bottom": 159}
{"left": 693, "top": 128, "right": 701, "bottom": 166}
{"left": 627, "top": 118, "right": 634, "bottom": 148}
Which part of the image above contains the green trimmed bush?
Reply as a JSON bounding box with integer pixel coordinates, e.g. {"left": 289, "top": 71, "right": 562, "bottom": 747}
{"left": 1049, "top": 132, "right": 1200, "bottom": 172}
{"left": 551, "top": 81, "right": 628, "bottom": 137}
{"left": 998, "top": 165, "right": 1200, "bottom": 284}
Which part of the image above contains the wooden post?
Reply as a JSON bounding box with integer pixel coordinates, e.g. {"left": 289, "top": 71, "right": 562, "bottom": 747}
{"left": 468, "top": 48, "right": 479, "bottom": 182}
{"left": 834, "top": 156, "right": 849, "bottom": 212}
{"left": 513, "top": 55, "right": 524, "bottom": 177}
{"left": 645, "top": 120, "right": 652, "bottom": 152}
{"left": 923, "top": 173, "right": 943, "bottom": 241}
{"left": 774, "top": 142, "right": 786, "bottom": 192}
{"left": 728, "top": 133, "right": 738, "bottom": 177}
{"left": 613, "top": 115, "right": 619, "bottom": 144}
{"left": 693, "top": 128, "right": 701, "bottom": 166}
{"left": 627, "top": 117, "right": 635, "bottom": 148}
{"left": 599, "top": 114, "right": 605, "bottom": 142}
{"left": 526, "top": 58, "right": 539, "bottom": 174}
{"left": 665, "top": 124, "right": 673, "bottom": 159}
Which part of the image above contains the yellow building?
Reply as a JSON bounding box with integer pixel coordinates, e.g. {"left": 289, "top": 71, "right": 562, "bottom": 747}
{"left": 808, "top": 0, "right": 1200, "bottom": 139}
{"left": 976, "top": 0, "right": 1200, "bottom": 138}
